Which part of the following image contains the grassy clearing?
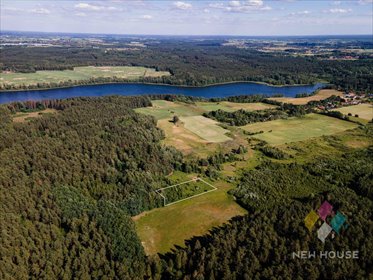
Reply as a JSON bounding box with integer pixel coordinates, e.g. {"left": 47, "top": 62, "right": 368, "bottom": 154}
{"left": 241, "top": 113, "right": 358, "bottom": 145}
{"left": 133, "top": 176, "right": 246, "bottom": 255}
{"left": 12, "top": 109, "right": 57, "bottom": 123}
{"left": 332, "top": 103, "right": 373, "bottom": 121}
{"left": 268, "top": 89, "right": 343, "bottom": 105}
{"left": 180, "top": 115, "right": 232, "bottom": 143}
{"left": 135, "top": 100, "right": 203, "bottom": 120}
{"left": 0, "top": 66, "right": 170, "bottom": 87}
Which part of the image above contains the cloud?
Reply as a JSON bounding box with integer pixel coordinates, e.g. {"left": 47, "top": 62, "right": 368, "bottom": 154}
{"left": 141, "top": 15, "right": 153, "bottom": 19}
{"left": 289, "top": 10, "right": 311, "bottom": 16}
{"left": 173, "top": 1, "right": 192, "bottom": 10}
{"left": 210, "top": 0, "right": 271, "bottom": 13}
{"left": 326, "top": 8, "right": 352, "bottom": 14}
{"left": 75, "top": 3, "right": 119, "bottom": 12}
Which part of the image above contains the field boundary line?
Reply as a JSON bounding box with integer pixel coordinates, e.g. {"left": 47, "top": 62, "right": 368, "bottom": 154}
{"left": 155, "top": 177, "right": 217, "bottom": 207}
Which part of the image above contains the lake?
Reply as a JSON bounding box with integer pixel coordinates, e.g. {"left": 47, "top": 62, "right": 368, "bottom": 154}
{"left": 0, "top": 82, "right": 325, "bottom": 104}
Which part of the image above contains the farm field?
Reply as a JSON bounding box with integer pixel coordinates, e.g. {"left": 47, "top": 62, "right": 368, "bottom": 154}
{"left": 241, "top": 113, "right": 358, "bottom": 145}
{"left": 180, "top": 115, "right": 232, "bottom": 143}
{"left": 0, "top": 66, "right": 170, "bottom": 87}
{"left": 332, "top": 103, "right": 373, "bottom": 121}
{"left": 133, "top": 175, "right": 247, "bottom": 255}
{"left": 268, "top": 89, "right": 343, "bottom": 105}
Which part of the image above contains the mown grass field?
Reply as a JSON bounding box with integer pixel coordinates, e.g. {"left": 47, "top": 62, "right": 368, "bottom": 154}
{"left": 0, "top": 66, "right": 170, "bottom": 87}
{"left": 180, "top": 115, "right": 232, "bottom": 143}
{"left": 133, "top": 173, "right": 247, "bottom": 255}
{"left": 268, "top": 89, "right": 343, "bottom": 105}
{"left": 333, "top": 103, "right": 373, "bottom": 121}
{"left": 242, "top": 113, "right": 358, "bottom": 145}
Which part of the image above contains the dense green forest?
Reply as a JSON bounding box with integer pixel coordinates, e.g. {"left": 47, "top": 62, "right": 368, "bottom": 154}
{"left": 1, "top": 96, "right": 372, "bottom": 279}
{"left": 0, "top": 96, "right": 183, "bottom": 279}
{"left": 1, "top": 40, "right": 372, "bottom": 92}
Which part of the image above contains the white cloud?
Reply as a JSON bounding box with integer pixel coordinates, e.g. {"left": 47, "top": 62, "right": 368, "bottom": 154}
{"left": 141, "top": 15, "right": 153, "bottom": 19}
{"left": 211, "top": 0, "right": 270, "bottom": 13}
{"left": 326, "top": 8, "right": 352, "bottom": 14}
{"left": 74, "top": 3, "right": 119, "bottom": 12}
{"left": 29, "top": 8, "right": 51, "bottom": 14}
{"left": 173, "top": 1, "right": 192, "bottom": 10}
{"left": 246, "top": 0, "right": 264, "bottom": 6}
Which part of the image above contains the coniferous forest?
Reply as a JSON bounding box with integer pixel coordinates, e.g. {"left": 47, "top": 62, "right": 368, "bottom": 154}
{"left": 0, "top": 96, "right": 372, "bottom": 279}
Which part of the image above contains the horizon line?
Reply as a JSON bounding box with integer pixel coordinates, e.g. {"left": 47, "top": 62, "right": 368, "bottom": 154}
{"left": 1, "top": 29, "right": 372, "bottom": 38}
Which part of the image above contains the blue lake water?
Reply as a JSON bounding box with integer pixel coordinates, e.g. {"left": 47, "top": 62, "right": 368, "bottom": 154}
{"left": 0, "top": 82, "right": 325, "bottom": 104}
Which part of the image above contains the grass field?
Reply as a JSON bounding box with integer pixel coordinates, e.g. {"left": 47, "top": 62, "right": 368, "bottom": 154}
{"left": 0, "top": 66, "right": 170, "bottom": 87}
{"left": 180, "top": 115, "right": 232, "bottom": 143}
{"left": 158, "top": 178, "right": 216, "bottom": 206}
{"left": 333, "top": 103, "right": 373, "bottom": 121}
{"left": 241, "top": 113, "right": 358, "bottom": 145}
{"left": 133, "top": 173, "right": 246, "bottom": 255}
{"left": 135, "top": 100, "right": 203, "bottom": 120}
{"left": 268, "top": 89, "right": 343, "bottom": 105}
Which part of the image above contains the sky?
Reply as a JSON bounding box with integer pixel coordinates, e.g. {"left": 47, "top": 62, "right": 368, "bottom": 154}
{"left": 1, "top": 0, "right": 372, "bottom": 36}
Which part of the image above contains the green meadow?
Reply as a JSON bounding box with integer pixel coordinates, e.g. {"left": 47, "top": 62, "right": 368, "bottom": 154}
{"left": 242, "top": 113, "right": 358, "bottom": 145}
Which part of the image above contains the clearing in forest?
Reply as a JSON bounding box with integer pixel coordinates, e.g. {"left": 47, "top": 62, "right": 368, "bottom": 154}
{"left": 12, "top": 109, "right": 58, "bottom": 123}
{"left": 0, "top": 66, "right": 170, "bottom": 87}
{"left": 133, "top": 172, "right": 247, "bottom": 255}
{"left": 241, "top": 113, "right": 358, "bottom": 145}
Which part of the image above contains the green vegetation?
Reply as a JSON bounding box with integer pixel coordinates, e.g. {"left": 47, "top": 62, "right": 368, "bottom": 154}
{"left": 0, "top": 96, "right": 183, "bottom": 279}
{"left": 160, "top": 178, "right": 216, "bottom": 205}
{"left": 0, "top": 66, "right": 169, "bottom": 89}
{"left": 333, "top": 103, "right": 373, "bottom": 121}
{"left": 242, "top": 113, "right": 358, "bottom": 145}
{"left": 1, "top": 94, "right": 372, "bottom": 279}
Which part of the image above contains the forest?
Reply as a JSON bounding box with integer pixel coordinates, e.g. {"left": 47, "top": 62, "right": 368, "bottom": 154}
{"left": 1, "top": 96, "right": 372, "bottom": 279}
{"left": 1, "top": 38, "right": 372, "bottom": 92}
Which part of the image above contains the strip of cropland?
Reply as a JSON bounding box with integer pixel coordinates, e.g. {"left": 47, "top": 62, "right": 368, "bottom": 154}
{"left": 0, "top": 66, "right": 170, "bottom": 87}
